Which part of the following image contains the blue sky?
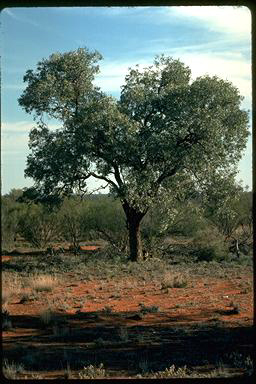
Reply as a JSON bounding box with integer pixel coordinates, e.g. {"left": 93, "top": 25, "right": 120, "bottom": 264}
{"left": 1, "top": 6, "right": 252, "bottom": 194}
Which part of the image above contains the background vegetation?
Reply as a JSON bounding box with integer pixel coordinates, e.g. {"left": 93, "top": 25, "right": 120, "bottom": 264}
{"left": 1, "top": 186, "right": 252, "bottom": 263}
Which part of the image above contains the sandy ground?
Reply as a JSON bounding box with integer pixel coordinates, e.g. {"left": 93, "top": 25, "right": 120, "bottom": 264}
{"left": 2, "top": 252, "right": 253, "bottom": 379}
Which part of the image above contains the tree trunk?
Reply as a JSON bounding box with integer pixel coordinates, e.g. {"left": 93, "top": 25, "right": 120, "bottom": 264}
{"left": 122, "top": 201, "right": 146, "bottom": 262}
{"left": 128, "top": 217, "right": 143, "bottom": 262}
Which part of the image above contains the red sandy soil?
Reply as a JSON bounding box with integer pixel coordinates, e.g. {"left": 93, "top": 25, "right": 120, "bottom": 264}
{"left": 79, "top": 245, "right": 101, "bottom": 251}
{"left": 2, "top": 255, "right": 254, "bottom": 379}
{"left": 2, "top": 256, "right": 11, "bottom": 262}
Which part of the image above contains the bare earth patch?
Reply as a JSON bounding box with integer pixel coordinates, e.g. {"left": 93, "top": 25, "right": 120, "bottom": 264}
{"left": 2, "top": 253, "right": 253, "bottom": 379}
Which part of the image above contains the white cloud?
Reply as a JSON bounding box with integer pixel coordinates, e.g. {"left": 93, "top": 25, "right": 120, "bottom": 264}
{"left": 2, "top": 84, "right": 24, "bottom": 91}
{"left": 94, "top": 58, "right": 152, "bottom": 93}
{"left": 171, "top": 6, "right": 251, "bottom": 38}
{"left": 3, "top": 8, "right": 41, "bottom": 28}
{"left": 1, "top": 121, "right": 61, "bottom": 134}
{"left": 93, "top": 52, "right": 251, "bottom": 112}
{"left": 1, "top": 134, "right": 29, "bottom": 154}
{"left": 1, "top": 121, "right": 62, "bottom": 155}
{"left": 175, "top": 51, "right": 251, "bottom": 101}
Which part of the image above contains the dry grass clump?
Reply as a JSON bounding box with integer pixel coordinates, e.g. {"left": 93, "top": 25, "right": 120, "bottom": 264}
{"left": 2, "top": 308, "right": 13, "bottom": 330}
{"left": 39, "top": 308, "right": 56, "bottom": 326}
{"left": 2, "top": 272, "right": 22, "bottom": 306}
{"left": 78, "top": 363, "right": 106, "bottom": 379}
{"left": 160, "top": 271, "right": 188, "bottom": 289}
{"left": 31, "top": 274, "right": 59, "bottom": 292}
{"left": 2, "top": 289, "right": 13, "bottom": 307}
{"left": 3, "top": 359, "right": 24, "bottom": 379}
{"left": 152, "top": 364, "right": 189, "bottom": 378}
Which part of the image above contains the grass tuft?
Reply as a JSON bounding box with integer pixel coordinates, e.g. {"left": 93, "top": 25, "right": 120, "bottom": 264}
{"left": 160, "top": 272, "right": 188, "bottom": 289}
{"left": 78, "top": 363, "right": 106, "bottom": 379}
{"left": 31, "top": 274, "right": 58, "bottom": 292}
{"left": 3, "top": 359, "right": 24, "bottom": 379}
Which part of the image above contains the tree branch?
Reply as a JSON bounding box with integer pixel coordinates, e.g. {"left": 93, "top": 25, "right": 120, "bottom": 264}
{"left": 156, "top": 165, "right": 179, "bottom": 185}
{"left": 89, "top": 172, "right": 119, "bottom": 191}
{"left": 113, "top": 163, "right": 123, "bottom": 187}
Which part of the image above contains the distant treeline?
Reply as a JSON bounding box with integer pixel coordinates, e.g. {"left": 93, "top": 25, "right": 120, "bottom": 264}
{"left": 1, "top": 188, "right": 252, "bottom": 261}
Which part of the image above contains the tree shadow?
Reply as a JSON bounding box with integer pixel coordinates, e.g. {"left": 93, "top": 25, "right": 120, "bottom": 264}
{"left": 3, "top": 309, "right": 254, "bottom": 375}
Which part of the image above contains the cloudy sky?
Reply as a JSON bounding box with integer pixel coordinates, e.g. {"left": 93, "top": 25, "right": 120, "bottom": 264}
{"left": 1, "top": 6, "right": 252, "bottom": 194}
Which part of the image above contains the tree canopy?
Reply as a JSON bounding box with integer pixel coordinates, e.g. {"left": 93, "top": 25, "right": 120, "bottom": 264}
{"left": 19, "top": 48, "right": 249, "bottom": 261}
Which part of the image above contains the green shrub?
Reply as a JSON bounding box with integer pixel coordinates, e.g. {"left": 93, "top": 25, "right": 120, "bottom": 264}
{"left": 139, "top": 303, "right": 160, "bottom": 314}
{"left": 1, "top": 190, "right": 26, "bottom": 250}
{"left": 192, "top": 227, "right": 228, "bottom": 262}
{"left": 19, "top": 203, "right": 59, "bottom": 248}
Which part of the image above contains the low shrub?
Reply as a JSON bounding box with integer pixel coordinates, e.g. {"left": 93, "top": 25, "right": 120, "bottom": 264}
{"left": 160, "top": 272, "right": 188, "bottom": 289}
{"left": 139, "top": 303, "right": 160, "bottom": 314}
{"left": 39, "top": 308, "right": 55, "bottom": 326}
{"left": 2, "top": 309, "right": 13, "bottom": 331}
{"left": 78, "top": 363, "right": 106, "bottom": 379}
{"left": 31, "top": 274, "right": 58, "bottom": 292}
{"left": 152, "top": 364, "right": 189, "bottom": 378}
{"left": 117, "top": 326, "right": 129, "bottom": 342}
{"left": 101, "top": 306, "right": 113, "bottom": 314}
{"left": 192, "top": 227, "right": 229, "bottom": 262}
{"left": 3, "top": 360, "right": 24, "bottom": 379}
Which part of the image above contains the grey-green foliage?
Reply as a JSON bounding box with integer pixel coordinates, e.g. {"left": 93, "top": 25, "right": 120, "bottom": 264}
{"left": 57, "top": 196, "right": 89, "bottom": 251}
{"left": 192, "top": 226, "right": 229, "bottom": 262}
{"left": 1, "top": 189, "right": 26, "bottom": 249}
{"left": 18, "top": 48, "right": 249, "bottom": 261}
{"left": 19, "top": 203, "right": 58, "bottom": 248}
{"left": 85, "top": 196, "right": 128, "bottom": 252}
{"left": 202, "top": 175, "right": 252, "bottom": 255}
{"left": 161, "top": 199, "right": 208, "bottom": 237}
{"left": 57, "top": 195, "right": 127, "bottom": 253}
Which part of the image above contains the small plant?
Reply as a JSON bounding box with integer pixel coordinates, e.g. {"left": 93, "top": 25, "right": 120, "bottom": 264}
{"left": 226, "top": 352, "right": 253, "bottom": 375}
{"left": 39, "top": 308, "right": 55, "bottom": 326}
{"left": 19, "top": 292, "right": 34, "bottom": 303}
{"left": 78, "top": 363, "right": 106, "bottom": 379}
{"left": 138, "top": 358, "right": 150, "bottom": 374}
{"left": 52, "top": 323, "right": 70, "bottom": 337}
{"left": 139, "top": 303, "right": 160, "bottom": 314}
{"left": 2, "top": 318, "right": 13, "bottom": 331}
{"left": 31, "top": 274, "right": 58, "bottom": 292}
{"left": 2, "top": 308, "right": 12, "bottom": 330}
{"left": 152, "top": 364, "right": 189, "bottom": 378}
{"left": 172, "top": 274, "right": 188, "bottom": 288}
{"left": 136, "top": 333, "right": 146, "bottom": 343}
{"left": 102, "top": 305, "right": 113, "bottom": 314}
{"left": 24, "top": 373, "right": 43, "bottom": 379}
{"left": 2, "top": 289, "right": 12, "bottom": 307}
{"left": 117, "top": 326, "right": 129, "bottom": 342}
{"left": 160, "top": 272, "right": 187, "bottom": 289}
{"left": 3, "top": 359, "right": 24, "bottom": 379}
{"left": 64, "top": 363, "right": 72, "bottom": 379}
{"left": 2, "top": 273, "right": 22, "bottom": 305}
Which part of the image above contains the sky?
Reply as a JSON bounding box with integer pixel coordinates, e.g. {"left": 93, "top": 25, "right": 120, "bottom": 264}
{"left": 1, "top": 5, "right": 252, "bottom": 195}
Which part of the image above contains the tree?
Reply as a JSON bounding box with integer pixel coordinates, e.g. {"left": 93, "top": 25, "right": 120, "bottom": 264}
{"left": 57, "top": 196, "right": 88, "bottom": 254}
{"left": 202, "top": 175, "right": 252, "bottom": 256}
{"left": 19, "top": 203, "right": 58, "bottom": 249}
{"left": 86, "top": 196, "right": 128, "bottom": 253}
{"left": 18, "top": 48, "right": 249, "bottom": 261}
{"left": 1, "top": 189, "right": 26, "bottom": 249}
